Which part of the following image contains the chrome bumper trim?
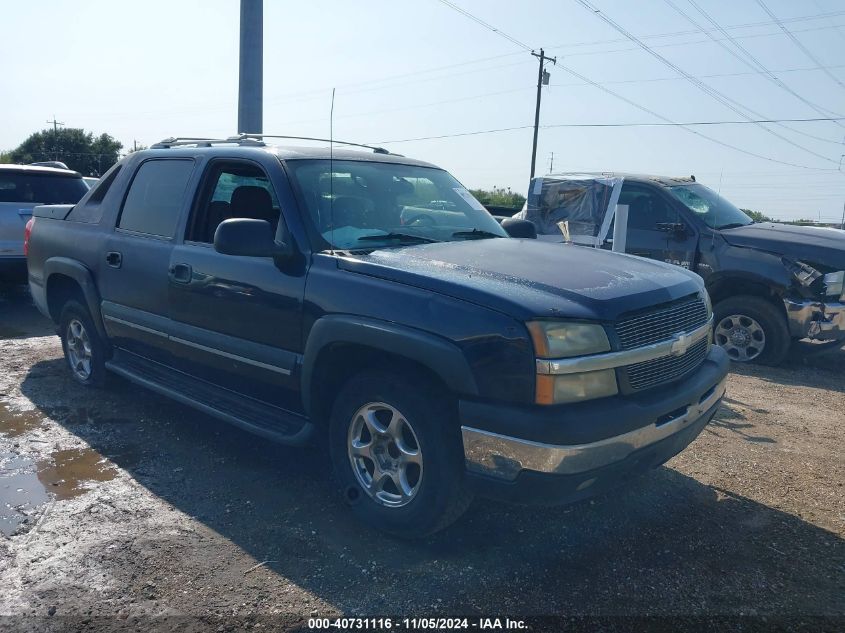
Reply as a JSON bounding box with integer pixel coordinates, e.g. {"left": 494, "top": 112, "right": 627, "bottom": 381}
{"left": 784, "top": 299, "right": 845, "bottom": 341}
{"left": 536, "top": 317, "right": 713, "bottom": 375}
{"left": 461, "top": 377, "right": 726, "bottom": 482}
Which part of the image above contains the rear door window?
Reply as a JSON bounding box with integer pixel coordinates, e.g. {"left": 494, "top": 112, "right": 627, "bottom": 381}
{"left": 0, "top": 172, "right": 89, "bottom": 204}
{"left": 118, "top": 160, "right": 194, "bottom": 237}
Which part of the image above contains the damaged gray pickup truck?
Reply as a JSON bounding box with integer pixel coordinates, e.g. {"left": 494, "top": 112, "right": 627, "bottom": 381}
{"left": 517, "top": 174, "right": 845, "bottom": 365}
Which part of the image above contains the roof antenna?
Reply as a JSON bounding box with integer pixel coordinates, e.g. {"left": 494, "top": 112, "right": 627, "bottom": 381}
{"left": 330, "top": 87, "right": 336, "bottom": 255}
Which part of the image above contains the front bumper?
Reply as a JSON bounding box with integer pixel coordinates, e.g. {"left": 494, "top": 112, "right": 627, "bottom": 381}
{"left": 460, "top": 345, "right": 729, "bottom": 504}
{"left": 784, "top": 299, "right": 845, "bottom": 341}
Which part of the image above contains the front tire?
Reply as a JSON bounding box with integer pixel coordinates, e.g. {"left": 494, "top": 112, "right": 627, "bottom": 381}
{"left": 713, "top": 295, "right": 790, "bottom": 365}
{"left": 328, "top": 370, "right": 472, "bottom": 538}
{"left": 59, "top": 300, "right": 107, "bottom": 387}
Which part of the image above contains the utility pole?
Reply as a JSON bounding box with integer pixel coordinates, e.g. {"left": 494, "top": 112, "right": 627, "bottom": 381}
{"left": 46, "top": 116, "right": 65, "bottom": 161}
{"left": 238, "top": 0, "right": 263, "bottom": 134}
{"left": 530, "top": 48, "right": 555, "bottom": 180}
{"left": 548, "top": 151, "right": 554, "bottom": 174}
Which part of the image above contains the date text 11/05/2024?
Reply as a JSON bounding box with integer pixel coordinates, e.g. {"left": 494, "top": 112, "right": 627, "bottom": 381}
{"left": 307, "top": 618, "right": 527, "bottom": 630}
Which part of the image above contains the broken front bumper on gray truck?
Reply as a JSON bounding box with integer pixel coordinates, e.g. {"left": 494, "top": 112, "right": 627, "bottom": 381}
{"left": 784, "top": 299, "right": 845, "bottom": 341}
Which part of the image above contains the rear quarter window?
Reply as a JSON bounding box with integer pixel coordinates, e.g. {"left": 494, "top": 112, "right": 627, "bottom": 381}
{"left": 67, "top": 165, "right": 123, "bottom": 224}
{"left": 0, "top": 172, "right": 89, "bottom": 204}
{"left": 118, "top": 159, "right": 194, "bottom": 237}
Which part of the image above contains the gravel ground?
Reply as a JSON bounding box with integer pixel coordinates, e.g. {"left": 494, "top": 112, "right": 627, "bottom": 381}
{"left": 0, "top": 285, "right": 843, "bottom": 632}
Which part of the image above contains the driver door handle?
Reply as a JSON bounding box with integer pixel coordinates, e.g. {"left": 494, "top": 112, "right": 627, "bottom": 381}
{"left": 169, "top": 263, "right": 192, "bottom": 284}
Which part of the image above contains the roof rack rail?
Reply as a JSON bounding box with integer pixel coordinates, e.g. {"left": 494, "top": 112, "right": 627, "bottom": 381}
{"left": 150, "top": 136, "right": 267, "bottom": 149}
{"left": 234, "top": 133, "right": 390, "bottom": 154}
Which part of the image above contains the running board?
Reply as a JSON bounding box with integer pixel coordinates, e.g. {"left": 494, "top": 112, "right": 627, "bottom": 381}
{"left": 106, "top": 349, "right": 315, "bottom": 446}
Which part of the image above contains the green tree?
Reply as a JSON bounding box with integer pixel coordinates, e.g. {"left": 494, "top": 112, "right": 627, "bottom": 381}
{"left": 740, "top": 208, "right": 773, "bottom": 223}
{"left": 9, "top": 128, "right": 123, "bottom": 176}
{"left": 469, "top": 186, "right": 526, "bottom": 210}
{"left": 0, "top": 150, "right": 12, "bottom": 164}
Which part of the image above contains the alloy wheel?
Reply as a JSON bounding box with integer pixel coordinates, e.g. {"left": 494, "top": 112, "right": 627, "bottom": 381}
{"left": 715, "top": 314, "right": 766, "bottom": 362}
{"left": 66, "top": 318, "right": 93, "bottom": 380}
{"left": 347, "top": 402, "right": 423, "bottom": 508}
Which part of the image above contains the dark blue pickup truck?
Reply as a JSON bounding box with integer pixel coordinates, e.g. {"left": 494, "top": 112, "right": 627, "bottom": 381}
{"left": 25, "top": 136, "right": 728, "bottom": 536}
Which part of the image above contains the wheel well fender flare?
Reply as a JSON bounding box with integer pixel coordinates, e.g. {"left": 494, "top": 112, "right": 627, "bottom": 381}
{"left": 44, "top": 257, "right": 107, "bottom": 339}
{"left": 706, "top": 269, "right": 788, "bottom": 306}
{"left": 300, "top": 315, "right": 479, "bottom": 417}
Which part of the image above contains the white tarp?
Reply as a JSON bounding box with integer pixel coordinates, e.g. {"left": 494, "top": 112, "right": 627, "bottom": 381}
{"left": 515, "top": 174, "right": 624, "bottom": 247}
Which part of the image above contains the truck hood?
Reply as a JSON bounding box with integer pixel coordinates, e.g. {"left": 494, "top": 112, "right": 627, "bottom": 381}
{"left": 721, "top": 223, "right": 845, "bottom": 269}
{"left": 338, "top": 239, "right": 704, "bottom": 322}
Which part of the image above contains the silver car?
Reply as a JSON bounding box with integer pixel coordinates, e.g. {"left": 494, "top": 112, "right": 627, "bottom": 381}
{"left": 0, "top": 164, "right": 89, "bottom": 283}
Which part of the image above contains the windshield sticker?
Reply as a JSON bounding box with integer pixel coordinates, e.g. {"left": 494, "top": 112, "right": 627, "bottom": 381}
{"left": 453, "top": 187, "right": 486, "bottom": 211}
{"left": 532, "top": 178, "right": 544, "bottom": 194}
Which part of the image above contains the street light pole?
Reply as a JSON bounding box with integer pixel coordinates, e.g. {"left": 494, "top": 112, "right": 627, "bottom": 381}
{"left": 46, "top": 116, "right": 64, "bottom": 161}
{"left": 238, "top": 0, "right": 263, "bottom": 134}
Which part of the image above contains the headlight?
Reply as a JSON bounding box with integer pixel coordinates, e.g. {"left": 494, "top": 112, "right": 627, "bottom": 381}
{"left": 527, "top": 321, "right": 616, "bottom": 404}
{"left": 823, "top": 271, "right": 844, "bottom": 299}
{"left": 526, "top": 321, "right": 610, "bottom": 358}
{"left": 535, "top": 369, "right": 618, "bottom": 405}
{"left": 783, "top": 259, "right": 822, "bottom": 288}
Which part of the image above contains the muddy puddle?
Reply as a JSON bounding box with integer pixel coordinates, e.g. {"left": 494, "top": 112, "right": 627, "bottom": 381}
{"left": 1, "top": 447, "right": 121, "bottom": 537}
{"left": 0, "top": 406, "right": 46, "bottom": 438}
{"left": 0, "top": 402, "right": 132, "bottom": 537}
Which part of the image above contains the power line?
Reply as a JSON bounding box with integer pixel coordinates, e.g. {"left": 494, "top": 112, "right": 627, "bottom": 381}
{"left": 554, "top": 21, "right": 845, "bottom": 59}
{"left": 548, "top": 58, "right": 835, "bottom": 170}
{"left": 436, "top": 0, "right": 533, "bottom": 51}
{"left": 551, "top": 8, "right": 845, "bottom": 50}
{"left": 375, "top": 117, "right": 845, "bottom": 144}
{"left": 675, "top": 0, "right": 845, "bottom": 138}
{"left": 430, "top": 0, "right": 840, "bottom": 170}
{"left": 574, "top": 0, "right": 840, "bottom": 165}
{"left": 755, "top": 0, "right": 845, "bottom": 92}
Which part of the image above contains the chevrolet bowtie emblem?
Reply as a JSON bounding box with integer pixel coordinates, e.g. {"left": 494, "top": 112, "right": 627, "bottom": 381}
{"left": 670, "top": 331, "right": 692, "bottom": 356}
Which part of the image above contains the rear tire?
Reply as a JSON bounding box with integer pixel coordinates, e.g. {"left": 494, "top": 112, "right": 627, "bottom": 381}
{"left": 328, "top": 370, "right": 472, "bottom": 538}
{"left": 713, "top": 295, "right": 790, "bottom": 365}
{"left": 59, "top": 300, "right": 107, "bottom": 387}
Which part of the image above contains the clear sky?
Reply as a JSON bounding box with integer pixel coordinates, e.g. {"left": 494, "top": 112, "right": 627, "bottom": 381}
{"left": 3, "top": 0, "right": 844, "bottom": 222}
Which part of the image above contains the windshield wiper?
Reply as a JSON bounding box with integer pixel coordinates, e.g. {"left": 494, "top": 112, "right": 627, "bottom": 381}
{"left": 715, "top": 222, "right": 750, "bottom": 230}
{"left": 357, "top": 232, "right": 440, "bottom": 244}
{"left": 451, "top": 229, "right": 503, "bottom": 240}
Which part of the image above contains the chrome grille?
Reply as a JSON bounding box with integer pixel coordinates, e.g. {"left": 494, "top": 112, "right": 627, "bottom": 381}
{"left": 625, "top": 338, "right": 709, "bottom": 391}
{"left": 615, "top": 296, "right": 708, "bottom": 350}
{"left": 614, "top": 295, "right": 710, "bottom": 392}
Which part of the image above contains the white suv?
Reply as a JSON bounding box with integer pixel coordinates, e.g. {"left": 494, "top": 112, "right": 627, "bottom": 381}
{"left": 0, "top": 164, "right": 88, "bottom": 284}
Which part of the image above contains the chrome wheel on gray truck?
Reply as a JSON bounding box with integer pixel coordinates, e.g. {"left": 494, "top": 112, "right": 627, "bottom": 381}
{"left": 329, "top": 370, "right": 472, "bottom": 538}
{"left": 713, "top": 295, "right": 790, "bottom": 365}
{"left": 65, "top": 318, "right": 93, "bottom": 380}
{"left": 59, "top": 300, "right": 107, "bottom": 387}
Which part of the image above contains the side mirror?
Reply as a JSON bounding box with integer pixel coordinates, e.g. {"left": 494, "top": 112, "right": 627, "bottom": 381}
{"left": 213, "top": 218, "right": 292, "bottom": 258}
{"left": 501, "top": 218, "right": 537, "bottom": 239}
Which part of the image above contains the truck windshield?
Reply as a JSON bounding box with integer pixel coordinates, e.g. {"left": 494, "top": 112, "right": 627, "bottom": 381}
{"left": 286, "top": 159, "right": 507, "bottom": 250}
{"left": 667, "top": 183, "right": 753, "bottom": 230}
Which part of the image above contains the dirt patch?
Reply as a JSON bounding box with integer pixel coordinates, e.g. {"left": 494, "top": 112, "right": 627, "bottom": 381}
{"left": 0, "top": 295, "right": 843, "bottom": 627}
